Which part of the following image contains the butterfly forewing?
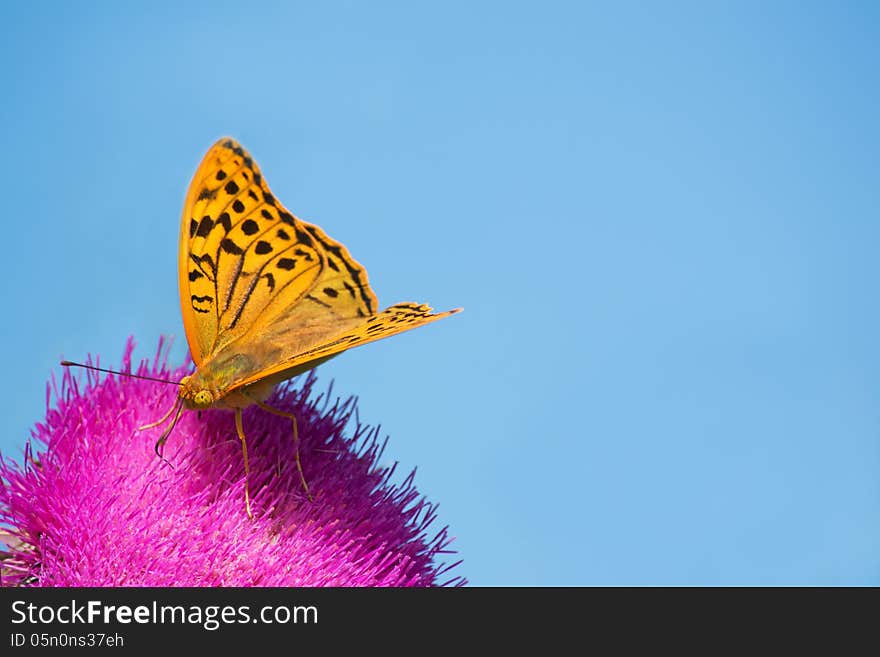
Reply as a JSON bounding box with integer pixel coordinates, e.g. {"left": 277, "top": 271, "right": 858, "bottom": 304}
{"left": 179, "top": 139, "right": 377, "bottom": 364}
{"left": 179, "top": 138, "right": 458, "bottom": 400}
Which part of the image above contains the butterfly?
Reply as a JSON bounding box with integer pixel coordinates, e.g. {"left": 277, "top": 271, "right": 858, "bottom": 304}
{"left": 144, "top": 138, "right": 460, "bottom": 518}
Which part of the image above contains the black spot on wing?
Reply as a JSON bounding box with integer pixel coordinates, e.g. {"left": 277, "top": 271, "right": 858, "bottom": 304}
{"left": 280, "top": 211, "right": 298, "bottom": 228}
{"left": 191, "top": 294, "right": 213, "bottom": 314}
{"left": 217, "top": 212, "right": 232, "bottom": 232}
{"left": 225, "top": 181, "right": 239, "bottom": 195}
{"left": 221, "top": 238, "right": 244, "bottom": 255}
{"left": 306, "top": 294, "right": 332, "bottom": 308}
{"left": 255, "top": 241, "right": 273, "bottom": 255}
{"left": 190, "top": 253, "right": 216, "bottom": 277}
{"left": 232, "top": 199, "right": 245, "bottom": 213}
{"left": 241, "top": 219, "right": 259, "bottom": 235}
{"left": 196, "top": 215, "right": 213, "bottom": 237}
{"left": 295, "top": 229, "right": 314, "bottom": 247}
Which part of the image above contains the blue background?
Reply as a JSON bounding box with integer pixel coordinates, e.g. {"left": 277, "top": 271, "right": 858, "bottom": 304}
{"left": 2, "top": 1, "right": 878, "bottom": 585}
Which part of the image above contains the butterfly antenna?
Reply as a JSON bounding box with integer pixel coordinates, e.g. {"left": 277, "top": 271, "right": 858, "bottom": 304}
{"left": 64, "top": 359, "right": 185, "bottom": 469}
{"left": 60, "top": 360, "right": 181, "bottom": 386}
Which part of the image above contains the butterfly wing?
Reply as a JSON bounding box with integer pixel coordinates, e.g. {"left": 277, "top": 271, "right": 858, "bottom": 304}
{"left": 179, "top": 138, "right": 378, "bottom": 366}
{"left": 179, "top": 138, "right": 459, "bottom": 394}
{"left": 223, "top": 302, "right": 461, "bottom": 391}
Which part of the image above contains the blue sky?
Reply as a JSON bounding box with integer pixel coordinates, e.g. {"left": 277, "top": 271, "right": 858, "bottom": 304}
{"left": 2, "top": 1, "right": 878, "bottom": 585}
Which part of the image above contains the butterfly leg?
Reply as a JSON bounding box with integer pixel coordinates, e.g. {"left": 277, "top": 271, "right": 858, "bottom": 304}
{"left": 142, "top": 399, "right": 183, "bottom": 469}
{"left": 138, "top": 398, "right": 180, "bottom": 431}
{"left": 253, "top": 400, "right": 313, "bottom": 502}
{"left": 234, "top": 408, "right": 254, "bottom": 519}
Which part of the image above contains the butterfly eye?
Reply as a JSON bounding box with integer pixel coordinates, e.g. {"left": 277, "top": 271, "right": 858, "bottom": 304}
{"left": 194, "top": 390, "right": 213, "bottom": 407}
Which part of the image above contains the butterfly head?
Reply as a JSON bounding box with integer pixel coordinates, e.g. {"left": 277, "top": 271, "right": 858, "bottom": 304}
{"left": 178, "top": 374, "right": 216, "bottom": 410}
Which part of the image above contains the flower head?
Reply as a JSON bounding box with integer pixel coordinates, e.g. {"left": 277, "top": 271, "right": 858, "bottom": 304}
{"left": 0, "top": 338, "right": 463, "bottom": 586}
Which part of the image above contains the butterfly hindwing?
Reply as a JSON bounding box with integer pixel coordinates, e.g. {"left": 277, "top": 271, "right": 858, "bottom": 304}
{"left": 224, "top": 303, "right": 462, "bottom": 392}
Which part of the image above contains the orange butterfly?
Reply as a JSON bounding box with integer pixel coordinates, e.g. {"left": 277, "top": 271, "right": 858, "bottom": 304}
{"left": 145, "top": 138, "right": 460, "bottom": 517}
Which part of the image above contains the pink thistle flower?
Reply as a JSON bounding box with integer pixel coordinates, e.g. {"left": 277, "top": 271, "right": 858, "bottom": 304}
{"left": 0, "top": 338, "right": 463, "bottom": 587}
